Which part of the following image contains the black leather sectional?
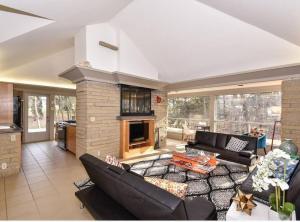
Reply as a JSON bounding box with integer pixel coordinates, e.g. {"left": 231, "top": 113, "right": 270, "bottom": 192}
{"left": 186, "top": 131, "right": 258, "bottom": 166}
{"left": 76, "top": 154, "right": 217, "bottom": 220}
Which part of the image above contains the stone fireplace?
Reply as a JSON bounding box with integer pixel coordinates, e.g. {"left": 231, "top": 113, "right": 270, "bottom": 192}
{"left": 60, "top": 66, "right": 168, "bottom": 159}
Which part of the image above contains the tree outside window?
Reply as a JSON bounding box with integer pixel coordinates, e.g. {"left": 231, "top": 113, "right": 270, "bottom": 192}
{"left": 168, "top": 96, "right": 210, "bottom": 129}
{"left": 54, "top": 96, "right": 76, "bottom": 123}
{"left": 215, "top": 92, "right": 281, "bottom": 144}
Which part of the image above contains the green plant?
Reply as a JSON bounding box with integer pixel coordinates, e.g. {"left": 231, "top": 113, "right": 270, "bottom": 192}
{"left": 269, "top": 192, "right": 295, "bottom": 217}
{"left": 268, "top": 159, "right": 295, "bottom": 218}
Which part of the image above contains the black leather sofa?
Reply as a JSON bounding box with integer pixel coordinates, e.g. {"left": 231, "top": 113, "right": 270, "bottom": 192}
{"left": 186, "top": 131, "right": 258, "bottom": 166}
{"left": 75, "top": 154, "right": 217, "bottom": 220}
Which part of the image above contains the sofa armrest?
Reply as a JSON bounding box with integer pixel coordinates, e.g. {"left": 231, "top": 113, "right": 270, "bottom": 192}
{"left": 239, "top": 150, "right": 254, "bottom": 158}
{"left": 184, "top": 197, "right": 217, "bottom": 220}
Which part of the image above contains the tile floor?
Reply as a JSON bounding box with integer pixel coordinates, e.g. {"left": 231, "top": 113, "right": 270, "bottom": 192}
{"left": 0, "top": 141, "right": 92, "bottom": 220}
{"left": 0, "top": 139, "right": 184, "bottom": 220}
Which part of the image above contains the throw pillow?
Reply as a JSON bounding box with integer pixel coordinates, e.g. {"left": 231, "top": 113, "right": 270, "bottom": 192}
{"left": 144, "top": 177, "right": 188, "bottom": 199}
{"left": 105, "top": 155, "right": 124, "bottom": 169}
{"left": 225, "top": 137, "right": 249, "bottom": 152}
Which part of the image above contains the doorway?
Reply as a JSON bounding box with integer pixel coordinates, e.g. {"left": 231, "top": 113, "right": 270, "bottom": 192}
{"left": 24, "top": 93, "right": 50, "bottom": 143}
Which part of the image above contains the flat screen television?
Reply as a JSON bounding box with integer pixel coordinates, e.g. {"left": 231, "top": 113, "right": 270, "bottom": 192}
{"left": 129, "top": 121, "right": 149, "bottom": 143}
{"left": 120, "top": 85, "right": 152, "bottom": 116}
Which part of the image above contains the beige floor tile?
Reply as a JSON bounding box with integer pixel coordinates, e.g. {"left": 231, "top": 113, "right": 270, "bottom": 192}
{"left": 6, "top": 200, "right": 39, "bottom": 219}
{"left": 22, "top": 168, "right": 44, "bottom": 176}
{"left": 0, "top": 185, "right": 5, "bottom": 201}
{"left": 23, "top": 170, "right": 45, "bottom": 177}
{"left": 5, "top": 186, "right": 31, "bottom": 198}
{"left": 0, "top": 199, "right": 6, "bottom": 211}
{"left": 26, "top": 176, "right": 49, "bottom": 185}
{"left": 0, "top": 209, "right": 7, "bottom": 220}
{"left": 5, "top": 181, "right": 28, "bottom": 190}
{"left": 3, "top": 141, "right": 94, "bottom": 220}
{"left": 29, "top": 180, "right": 54, "bottom": 192}
{"left": 6, "top": 192, "right": 33, "bottom": 208}
{"left": 4, "top": 179, "right": 29, "bottom": 189}
{"left": 32, "top": 186, "right": 58, "bottom": 200}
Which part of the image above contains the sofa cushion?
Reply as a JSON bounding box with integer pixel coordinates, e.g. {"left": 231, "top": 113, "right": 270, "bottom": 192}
{"left": 195, "top": 131, "right": 217, "bottom": 147}
{"left": 215, "top": 133, "right": 228, "bottom": 149}
{"left": 191, "top": 144, "right": 221, "bottom": 154}
{"left": 225, "top": 137, "right": 249, "bottom": 152}
{"left": 80, "top": 154, "right": 187, "bottom": 220}
{"left": 190, "top": 145, "right": 253, "bottom": 166}
{"left": 227, "top": 135, "right": 257, "bottom": 153}
{"left": 144, "top": 177, "right": 188, "bottom": 199}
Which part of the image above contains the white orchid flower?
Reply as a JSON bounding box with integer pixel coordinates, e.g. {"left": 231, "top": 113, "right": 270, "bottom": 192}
{"left": 252, "top": 149, "right": 292, "bottom": 193}
{"left": 277, "top": 180, "right": 289, "bottom": 191}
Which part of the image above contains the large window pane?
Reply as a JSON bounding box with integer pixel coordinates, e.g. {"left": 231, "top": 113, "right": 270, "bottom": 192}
{"left": 28, "top": 96, "right": 47, "bottom": 133}
{"left": 168, "top": 96, "right": 210, "bottom": 129}
{"left": 54, "top": 96, "right": 76, "bottom": 123}
{"left": 215, "top": 92, "right": 281, "bottom": 145}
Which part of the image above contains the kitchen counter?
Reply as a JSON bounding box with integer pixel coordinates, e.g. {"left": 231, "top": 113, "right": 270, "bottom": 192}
{"left": 0, "top": 124, "right": 22, "bottom": 134}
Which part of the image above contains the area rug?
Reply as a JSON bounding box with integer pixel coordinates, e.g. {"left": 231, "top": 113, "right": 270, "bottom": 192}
{"left": 129, "top": 153, "right": 249, "bottom": 220}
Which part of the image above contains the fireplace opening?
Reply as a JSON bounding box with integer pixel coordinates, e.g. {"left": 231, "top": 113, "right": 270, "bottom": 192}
{"left": 129, "top": 121, "right": 149, "bottom": 144}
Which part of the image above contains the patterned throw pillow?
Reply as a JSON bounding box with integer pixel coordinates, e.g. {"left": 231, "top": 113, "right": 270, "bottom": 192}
{"left": 144, "top": 177, "right": 188, "bottom": 199}
{"left": 225, "top": 137, "right": 249, "bottom": 152}
{"left": 105, "top": 155, "right": 124, "bottom": 169}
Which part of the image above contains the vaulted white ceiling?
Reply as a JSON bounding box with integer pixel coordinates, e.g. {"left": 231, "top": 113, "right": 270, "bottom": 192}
{"left": 111, "top": 0, "right": 300, "bottom": 82}
{"left": 0, "top": 10, "right": 53, "bottom": 44}
{"left": 198, "top": 0, "right": 300, "bottom": 47}
{"left": 1, "top": 0, "right": 300, "bottom": 88}
{"left": 0, "top": 0, "right": 132, "bottom": 70}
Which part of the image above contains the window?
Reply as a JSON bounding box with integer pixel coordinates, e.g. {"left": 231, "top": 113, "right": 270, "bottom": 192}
{"left": 215, "top": 92, "right": 281, "bottom": 144}
{"left": 54, "top": 96, "right": 76, "bottom": 123}
{"left": 168, "top": 96, "right": 210, "bottom": 129}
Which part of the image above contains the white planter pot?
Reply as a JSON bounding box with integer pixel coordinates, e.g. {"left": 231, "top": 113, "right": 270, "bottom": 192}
{"left": 268, "top": 208, "right": 295, "bottom": 220}
{"left": 268, "top": 208, "right": 280, "bottom": 220}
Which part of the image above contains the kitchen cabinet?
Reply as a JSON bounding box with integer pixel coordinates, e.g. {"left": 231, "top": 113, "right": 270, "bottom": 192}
{"left": 66, "top": 124, "right": 76, "bottom": 154}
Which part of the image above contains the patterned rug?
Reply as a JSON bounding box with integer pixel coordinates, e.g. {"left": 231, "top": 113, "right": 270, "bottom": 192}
{"left": 129, "top": 153, "right": 249, "bottom": 220}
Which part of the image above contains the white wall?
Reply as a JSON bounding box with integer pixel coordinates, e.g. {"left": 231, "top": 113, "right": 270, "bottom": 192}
{"left": 0, "top": 47, "right": 75, "bottom": 89}
{"left": 74, "top": 27, "right": 87, "bottom": 65}
{"left": 118, "top": 29, "right": 158, "bottom": 79}
{"left": 86, "top": 23, "right": 118, "bottom": 72}
{"left": 74, "top": 23, "right": 159, "bottom": 79}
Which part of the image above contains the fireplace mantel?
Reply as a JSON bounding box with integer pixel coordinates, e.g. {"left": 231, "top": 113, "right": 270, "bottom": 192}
{"left": 116, "top": 116, "right": 156, "bottom": 121}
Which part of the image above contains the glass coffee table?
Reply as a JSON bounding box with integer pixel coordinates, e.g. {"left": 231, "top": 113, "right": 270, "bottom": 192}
{"left": 170, "top": 149, "right": 219, "bottom": 174}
